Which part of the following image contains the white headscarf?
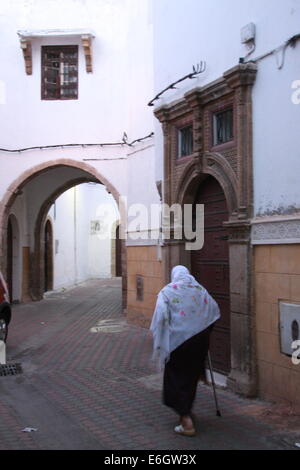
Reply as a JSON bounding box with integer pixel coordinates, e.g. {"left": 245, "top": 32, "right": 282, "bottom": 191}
{"left": 150, "top": 265, "right": 220, "bottom": 369}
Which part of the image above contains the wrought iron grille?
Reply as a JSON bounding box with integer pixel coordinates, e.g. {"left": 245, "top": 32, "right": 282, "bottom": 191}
{"left": 42, "top": 45, "right": 78, "bottom": 100}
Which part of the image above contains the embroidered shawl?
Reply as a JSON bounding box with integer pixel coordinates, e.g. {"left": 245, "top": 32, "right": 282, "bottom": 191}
{"left": 150, "top": 265, "right": 220, "bottom": 369}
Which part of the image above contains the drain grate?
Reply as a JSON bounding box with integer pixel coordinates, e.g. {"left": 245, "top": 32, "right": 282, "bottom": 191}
{"left": 0, "top": 363, "right": 23, "bottom": 376}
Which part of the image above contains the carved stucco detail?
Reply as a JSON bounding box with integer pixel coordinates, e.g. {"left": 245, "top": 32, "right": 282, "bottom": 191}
{"left": 252, "top": 219, "right": 300, "bottom": 244}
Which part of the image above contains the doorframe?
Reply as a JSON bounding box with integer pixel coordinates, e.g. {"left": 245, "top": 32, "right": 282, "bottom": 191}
{"left": 115, "top": 223, "right": 122, "bottom": 277}
{"left": 155, "top": 63, "right": 258, "bottom": 397}
{"left": 6, "top": 214, "right": 21, "bottom": 303}
{"left": 6, "top": 217, "right": 13, "bottom": 301}
{"left": 44, "top": 217, "right": 54, "bottom": 292}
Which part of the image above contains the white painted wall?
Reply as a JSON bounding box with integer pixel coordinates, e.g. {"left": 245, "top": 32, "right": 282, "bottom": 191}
{"left": 252, "top": 43, "right": 300, "bottom": 215}
{"left": 0, "top": 0, "right": 154, "bottom": 148}
{"left": 0, "top": 0, "right": 156, "bottom": 212}
{"left": 49, "top": 189, "right": 76, "bottom": 289}
{"left": 127, "top": 143, "right": 161, "bottom": 241}
{"left": 48, "top": 183, "right": 119, "bottom": 290}
{"left": 152, "top": 0, "right": 300, "bottom": 215}
{"left": 0, "top": 0, "right": 162, "bottom": 297}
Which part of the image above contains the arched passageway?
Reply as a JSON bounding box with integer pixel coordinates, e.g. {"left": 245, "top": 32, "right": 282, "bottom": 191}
{"left": 0, "top": 159, "right": 126, "bottom": 307}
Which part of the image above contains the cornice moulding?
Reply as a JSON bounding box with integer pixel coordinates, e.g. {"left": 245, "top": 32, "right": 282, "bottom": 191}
{"left": 17, "top": 29, "right": 95, "bottom": 39}
{"left": 251, "top": 216, "right": 300, "bottom": 245}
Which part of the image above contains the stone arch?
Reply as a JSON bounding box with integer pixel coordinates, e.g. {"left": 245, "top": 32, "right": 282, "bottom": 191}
{"left": 0, "top": 159, "right": 126, "bottom": 304}
{"left": 0, "top": 159, "right": 119, "bottom": 230}
{"left": 32, "top": 177, "right": 120, "bottom": 299}
{"left": 176, "top": 152, "right": 238, "bottom": 216}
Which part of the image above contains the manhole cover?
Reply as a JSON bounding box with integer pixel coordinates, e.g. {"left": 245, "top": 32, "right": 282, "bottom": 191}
{"left": 90, "top": 319, "right": 129, "bottom": 334}
{"left": 0, "top": 363, "right": 23, "bottom": 376}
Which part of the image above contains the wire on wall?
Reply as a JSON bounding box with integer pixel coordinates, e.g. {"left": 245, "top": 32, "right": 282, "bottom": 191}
{"left": 0, "top": 132, "right": 154, "bottom": 154}
{"left": 241, "top": 33, "right": 300, "bottom": 70}
{"left": 147, "top": 62, "right": 206, "bottom": 107}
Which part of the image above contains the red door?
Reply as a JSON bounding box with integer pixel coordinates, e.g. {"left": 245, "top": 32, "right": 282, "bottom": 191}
{"left": 191, "top": 176, "right": 231, "bottom": 374}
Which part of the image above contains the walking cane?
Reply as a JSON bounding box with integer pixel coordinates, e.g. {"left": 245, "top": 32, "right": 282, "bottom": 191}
{"left": 207, "top": 351, "right": 222, "bottom": 417}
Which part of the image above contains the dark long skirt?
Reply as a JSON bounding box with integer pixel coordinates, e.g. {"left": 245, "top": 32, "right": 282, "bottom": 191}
{"left": 163, "top": 325, "right": 213, "bottom": 417}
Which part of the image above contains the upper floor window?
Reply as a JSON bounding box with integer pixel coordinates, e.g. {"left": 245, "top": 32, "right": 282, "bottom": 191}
{"left": 178, "top": 125, "right": 193, "bottom": 158}
{"left": 41, "top": 45, "right": 78, "bottom": 100}
{"left": 213, "top": 108, "right": 233, "bottom": 146}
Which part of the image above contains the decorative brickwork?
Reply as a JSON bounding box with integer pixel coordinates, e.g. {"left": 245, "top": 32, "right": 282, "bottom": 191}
{"left": 155, "top": 63, "right": 257, "bottom": 219}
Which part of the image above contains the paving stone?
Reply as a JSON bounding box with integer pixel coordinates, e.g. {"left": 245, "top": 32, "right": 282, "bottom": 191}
{"left": 0, "top": 279, "right": 299, "bottom": 450}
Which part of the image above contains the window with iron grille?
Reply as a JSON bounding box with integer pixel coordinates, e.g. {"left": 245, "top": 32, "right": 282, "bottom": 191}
{"left": 178, "top": 125, "right": 193, "bottom": 158}
{"left": 41, "top": 46, "right": 78, "bottom": 100}
{"left": 213, "top": 108, "right": 233, "bottom": 146}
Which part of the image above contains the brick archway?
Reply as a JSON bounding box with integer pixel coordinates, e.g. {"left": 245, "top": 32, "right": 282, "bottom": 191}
{"left": 176, "top": 153, "right": 238, "bottom": 214}
{"left": 0, "top": 159, "right": 119, "bottom": 231}
{"left": 0, "top": 159, "right": 127, "bottom": 308}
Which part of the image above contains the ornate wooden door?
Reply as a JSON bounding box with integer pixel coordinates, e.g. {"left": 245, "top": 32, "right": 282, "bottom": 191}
{"left": 191, "top": 176, "right": 231, "bottom": 374}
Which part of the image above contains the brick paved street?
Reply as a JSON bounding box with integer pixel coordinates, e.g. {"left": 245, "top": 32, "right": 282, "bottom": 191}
{"left": 0, "top": 278, "right": 299, "bottom": 451}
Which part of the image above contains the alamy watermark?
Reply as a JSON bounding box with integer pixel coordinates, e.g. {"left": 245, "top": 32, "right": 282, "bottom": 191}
{"left": 94, "top": 197, "right": 204, "bottom": 251}
{"left": 291, "top": 340, "right": 300, "bottom": 365}
{"left": 291, "top": 80, "right": 300, "bottom": 104}
{"left": 0, "top": 80, "right": 6, "bottom": 105}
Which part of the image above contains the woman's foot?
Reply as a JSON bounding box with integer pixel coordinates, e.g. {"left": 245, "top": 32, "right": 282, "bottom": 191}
{"left": 174, "top": 415, "right": 196, "bottom": 436}
{"left": 181, "top": 415, "right": 194, "bottom": 430}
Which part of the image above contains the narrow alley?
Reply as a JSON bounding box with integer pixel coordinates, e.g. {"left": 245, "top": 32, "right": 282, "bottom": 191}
{"left": 0, "top": 279, "right": 299, "bottom": 451}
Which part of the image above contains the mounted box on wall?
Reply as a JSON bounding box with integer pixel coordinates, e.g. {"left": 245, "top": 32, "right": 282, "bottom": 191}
{"left": 136, "top": 275, "right": 144, "bottom": 301}
{"left": 279, "top": 302, "right": 300, "bottom": 356}
{"left": 241, "top": 22, "right": 256, "bottom": 44}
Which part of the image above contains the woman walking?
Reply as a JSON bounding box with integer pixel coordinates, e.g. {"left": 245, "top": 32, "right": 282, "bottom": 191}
{"left": 150, "top": 265, "right": 220, "bottom": 436}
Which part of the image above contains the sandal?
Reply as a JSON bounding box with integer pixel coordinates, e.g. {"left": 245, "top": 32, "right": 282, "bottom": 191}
{"left": 174, "top": 424, "right": 196, "bottom": 437}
